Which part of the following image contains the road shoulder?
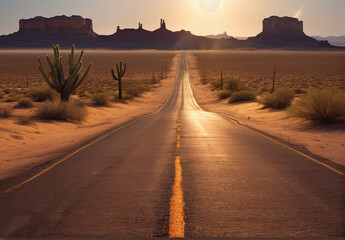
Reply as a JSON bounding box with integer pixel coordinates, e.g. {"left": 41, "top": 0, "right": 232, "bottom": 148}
{"left": 188, "top": 54, "right": 345, "bottom": 168}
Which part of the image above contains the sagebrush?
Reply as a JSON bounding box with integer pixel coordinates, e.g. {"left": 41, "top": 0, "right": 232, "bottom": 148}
{"left": 258, "top": 88, "right": 294, "bottom": 109}
{"left": 229, "top": 90, "right": 256, "bottom": 103}
{"left": 289, "top": 89, "right": 345, "bottom": 124}
{"left": 36, "top": 100, "right": 88, "bottom": 122}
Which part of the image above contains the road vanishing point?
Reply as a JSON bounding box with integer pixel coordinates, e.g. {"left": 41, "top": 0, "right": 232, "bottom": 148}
{"left": 0, "top": 52, "right": 344, "bottom": 239}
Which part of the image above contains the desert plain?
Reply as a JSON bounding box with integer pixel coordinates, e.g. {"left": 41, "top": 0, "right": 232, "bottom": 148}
{"left": 0, "top": 49, "right": 344, "bottom": 181}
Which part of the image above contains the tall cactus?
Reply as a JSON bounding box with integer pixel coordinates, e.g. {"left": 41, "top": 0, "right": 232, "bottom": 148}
{"left": 111, "top": 61, "right": 126, "bottom": 100}
{"left": 37, "top": 44, "right": 92, "bottom": 102}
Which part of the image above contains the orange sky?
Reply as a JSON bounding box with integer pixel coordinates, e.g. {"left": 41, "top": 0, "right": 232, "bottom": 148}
{"left": 0, "top": 0, "right": 344, "bottom": 37}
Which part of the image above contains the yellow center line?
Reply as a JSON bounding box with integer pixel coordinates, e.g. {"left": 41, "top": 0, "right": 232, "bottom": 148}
{"left": 169, "top": 109, "right": 185, "bottom": 238}
{"left": 169, "top": 156, "right": 185, "bottom": 238}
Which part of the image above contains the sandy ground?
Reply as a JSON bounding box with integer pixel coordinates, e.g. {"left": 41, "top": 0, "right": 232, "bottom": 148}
{"left": 0, "top": 53, "right": 179, "bottom": 181}
{"left": 188, "top": 54, "right": 345, "bottom": 167}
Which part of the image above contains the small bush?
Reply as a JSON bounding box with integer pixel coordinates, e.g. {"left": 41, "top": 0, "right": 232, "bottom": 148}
{"left": 16, "top": 97, "right": 34, "bottom": 108}
{"left": 36, "top": 100, "right": 88, "bottom": 122}
{"left": 17, "top": 116, "right": 33, "bottom": 125}
{"left": 226, "top": 78, "right": 242, "bottom": 92}
{"left": 0, "top": 106, "right": 13, "bottom": 118}
{"left": 29, "top": 87, "right": 56, "bottom": 102}
{"left": 218, "top": 89, "right": 231, "bottom": 99}
{"left": 289, "top": 89, "right": 345, "bottom": 124}
{"left": 125, "top": 84, "right": 149, "bottom": 97}
{"left": 229, "top": 90, "right": 256, "bottom": 103}
{"left": 259, "top": 88, "right": 295, "bottom": 109}
{"left": 91, "top": 92, "right": 110, "bottom": 106}
{"left": 5, "top": 92, "right": 26, "bottom": 102}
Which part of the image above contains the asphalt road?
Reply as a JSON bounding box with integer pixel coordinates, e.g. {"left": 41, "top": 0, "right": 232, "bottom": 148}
{"left": 0, "top": 52, "right": 344, "bottom": 238}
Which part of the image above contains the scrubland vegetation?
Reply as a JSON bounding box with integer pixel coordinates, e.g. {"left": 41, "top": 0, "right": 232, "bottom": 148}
{"left": 192, "top": 50, "right": 345, "bottom": 125}
{"left": 0, "top": 50, "right": 177, "bottom": 123}
{"left": 289, "top": 89, "right": 345, "bottom": 124}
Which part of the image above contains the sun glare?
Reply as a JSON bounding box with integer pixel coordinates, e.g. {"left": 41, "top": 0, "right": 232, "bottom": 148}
{"left": 198, "top": 0, "right": 222, "bottom": 13}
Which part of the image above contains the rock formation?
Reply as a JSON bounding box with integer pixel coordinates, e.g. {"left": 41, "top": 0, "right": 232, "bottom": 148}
{"left": 0, "top": 15, "right": 340, "bottom": 50}
{"left": 248, "top": 16, "right": 332, "bottom": 48}
{"left": 262, "top": 16, "right": 304, "bottom": 36}
{"left": 18, "top": 15, "right": 95, "bottom": 35}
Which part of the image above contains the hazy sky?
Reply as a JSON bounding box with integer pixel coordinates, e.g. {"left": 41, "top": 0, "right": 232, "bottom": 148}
{"left": 0, "top": 0, "right": 344, "bottom": 37}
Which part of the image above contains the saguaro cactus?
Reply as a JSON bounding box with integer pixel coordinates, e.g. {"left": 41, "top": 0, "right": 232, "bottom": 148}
{"left": 111, "top": 61, "right": 126, "bottom": 100}
{"left": 37, "top": 44, "right": 92, "bottom": 102}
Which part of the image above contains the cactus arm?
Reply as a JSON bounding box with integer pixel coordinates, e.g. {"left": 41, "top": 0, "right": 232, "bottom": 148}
{"left": 73, "top": 63, "right": 92, "bottom": 91}
{"left": 37, "top": 57, "right": 44, "bottom": 68}
{"left": 73, "top": 50, "right": 84, "bottom": 71}
{"left": 111, "top": 68, "right": 119, "bottom": 81}
{"left": 123, "top": 64, "right": 127, "bottom": 76}
{"left": 45, "top": 56, "right": 54, "bottom": 71}
{"left": 57, "top": 56, "right": 65, "bottom": 87}
{"left": 116, "top": 63, "right": 120, "bottom": 76}
{"left": 38, "top": 65, "right": 54, "bottom": 89}
{"left": 68, "top": 45, "right": 75, "bottom": 75}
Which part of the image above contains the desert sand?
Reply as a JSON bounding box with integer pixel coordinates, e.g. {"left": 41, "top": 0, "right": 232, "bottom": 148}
{"left": 188, "top": 54, "right": 345, "bottom": 167}
{"left": 0, "top": 53, "right": 179, "bottom": 181}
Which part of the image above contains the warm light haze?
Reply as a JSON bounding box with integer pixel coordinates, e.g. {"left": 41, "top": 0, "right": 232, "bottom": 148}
{"left": 0, "top": 0, "right": 344, "bottom": 37}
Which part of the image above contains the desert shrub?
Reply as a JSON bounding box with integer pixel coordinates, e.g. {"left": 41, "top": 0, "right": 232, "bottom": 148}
{"left": 17, "top": 116, "right": 33, "bottom": 125}
{"left": 91, "top": 92, "right": 110, "bottom": 106}
{"left": 5, "top": 92, "right": 26, "bottom": 102}
{"left": 125, "top": 84, "right": 150, "bottom": 97}
{"left": 258, "top": 88, "right": 294, "bottom": 109}
{"left": 288, "top": 89, "right": 345, "bottom": 124}
{"left": 226, "top": 78, "right": 242, "bottom": 92}
{"left": 229, "top": 90, "right": 256, "bottom": 103}
{"left": 36, "top": 100, "right": 88, "bottom": 122}
{"left": 29, "top": 87, "right": 56, "bottom": 102}
{"left": 16, "top": 97, "right": 34, "bottom": 108}
{"left": 0, "top": 106, "right": 13, "bottom": 118}
{"left": 218, "top": 89, "right": 231, "bottom": 99}
{"left": 150, "top": 74, "right": 160, "bottom": 84}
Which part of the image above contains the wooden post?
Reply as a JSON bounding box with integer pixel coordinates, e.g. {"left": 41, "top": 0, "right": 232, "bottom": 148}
{"left": 271, "top": 67, "right": 276, "bottom": 93}
{"left": 220, "top": 70, "right": 223, "bottom": 90}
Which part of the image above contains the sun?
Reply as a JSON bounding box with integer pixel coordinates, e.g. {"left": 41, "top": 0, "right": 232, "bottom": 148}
{"left": 198, "top": 0, "right": 222, "bottom": 13}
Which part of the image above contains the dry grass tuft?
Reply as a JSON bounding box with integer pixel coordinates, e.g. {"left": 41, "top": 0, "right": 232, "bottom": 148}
{"left": 16, "top": 97, "right": 34, "bottom": 108}
{"left": 218, "top": 89, "right": 231, "bottom": 99}
{"left": 125, "top": 83, "right": 150, "bottom": 97}
{"left": 289, "top": 89, "right": 345, "bottom": 124}
{"left": 258, "top": 88, "right": 295, "bottom": 109}
{"left": 91, "top": 92, "right": 111, "bottom": 106}
{"left": 36, "top": 100, "right": 88, "bottom": 122}
{"left": 4, "top": 92, "right": 26, "bottom": 102}
{"left": 0, "top": 105, "right": 13, "bottom": 118}
{"left": 29, "top": 87, "right": 56, "bottom": 102}
{"left": 229, "top": 90, "right": 256, "bottom": 103}
{"left": 17, "top": 116, "right": 33, "bottom": 125}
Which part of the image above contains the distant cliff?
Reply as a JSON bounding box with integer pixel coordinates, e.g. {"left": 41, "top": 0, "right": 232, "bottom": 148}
{"left": 0, "top": 15, "right": 341, "bottom": 50}
{"left": 18, "top": 15, "right": 95, "bottom": 35}
{"left": 248, "top": 16, "right": 332, "bottom": 48}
